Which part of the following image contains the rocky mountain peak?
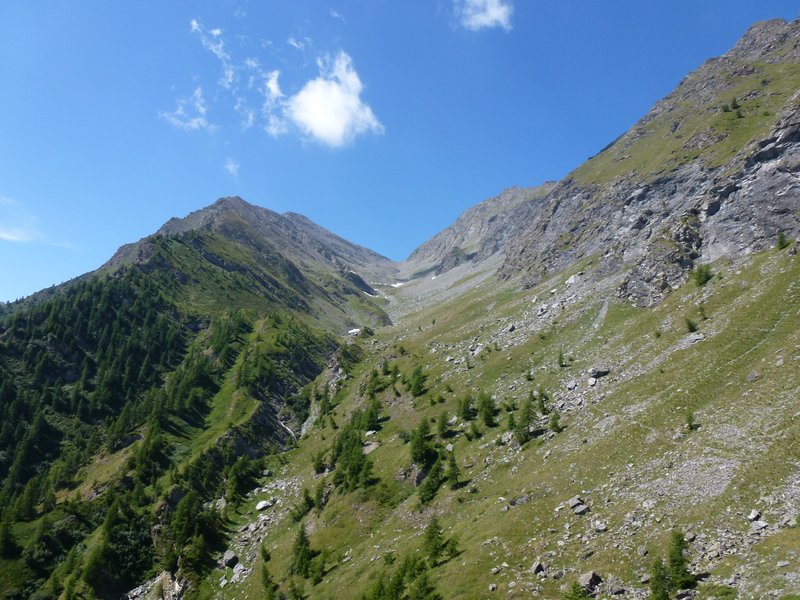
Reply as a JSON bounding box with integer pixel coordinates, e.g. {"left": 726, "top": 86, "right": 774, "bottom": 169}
{"left": 498, "top": 18, "right": 800, "bottom": 306}
{"left": 401, "top": 183, "right": 556, "bottom": 279}
{"left": 725, "top": 17, "right": 800, "bottom": 62}
{"left": 106, "top": 196, "right": 398, "bottom": 283}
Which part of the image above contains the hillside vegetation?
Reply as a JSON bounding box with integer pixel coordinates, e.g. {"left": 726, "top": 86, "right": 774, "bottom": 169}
{"left": 0, "top": 16, "right": 799, "bottom": 600}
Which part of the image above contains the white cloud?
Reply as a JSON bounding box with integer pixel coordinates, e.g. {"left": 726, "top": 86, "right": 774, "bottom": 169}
{"left": 0, "top": 197, "right": 40, "bottom": 243}
{"left": 287, "top": 36, "right": 308, "bottom": 51}
{"left": 265, "top": 114, "right": 288, "bottom": 137}
{"left": 160, "top": 87, "right": 212, "bottom": 131}
{"left": 224, "top": 158, "right": 240, "bottom": 179}
{"left": 191, "top": 19, "right": 235, "bottom": 89}
{"left": 234, "top": 96, "right": 255, "bottom": 129}
{"left": 284, "top": 52, "right": 383, "bottom": 147}
{"left": 330, "top": 9, "right": 345, "bottom": 22}
{"left": 170, "top": 19, "right": 381, "bottom": 149}
{"left": 456, "top": 0, "right": 513, "bottom": 31}
{"left": 264, "top": 70, "right": 283, "bottom": 101}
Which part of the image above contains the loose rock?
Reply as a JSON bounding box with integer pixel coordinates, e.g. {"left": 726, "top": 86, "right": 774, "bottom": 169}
{"left": 578, "top": 571, "right": 602, "bottom": 590}
{"left": 222, "top": 550, "right": 238, "bottom": 568}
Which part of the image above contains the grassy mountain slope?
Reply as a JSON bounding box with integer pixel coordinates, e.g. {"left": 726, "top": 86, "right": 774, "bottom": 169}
{"left": 0, "top": 17, "right": 799, "bottom": 600}
{"left": 501, "top": 18, "right": 800, "bottom": 307}
{"left": 190, "top": 240, "right": 798, "bottom": 600}
{"left": 0, "top": 200, "right": 391, "bottom": 599}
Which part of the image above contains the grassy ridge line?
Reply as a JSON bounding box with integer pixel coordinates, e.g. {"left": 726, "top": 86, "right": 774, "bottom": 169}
{"left": 574, "top": 61, "right": 800, "bottom": 185}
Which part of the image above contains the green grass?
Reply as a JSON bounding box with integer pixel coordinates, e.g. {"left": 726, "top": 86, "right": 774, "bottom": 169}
{"left": 206, "top": 246, "right": 800, "bottom": 599}
{"left": 573, "top": 60, "right": 800, "bottom": 185}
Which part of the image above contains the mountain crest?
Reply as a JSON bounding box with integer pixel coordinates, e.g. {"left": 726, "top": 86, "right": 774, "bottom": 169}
{"left": 725, "top": 17, "right": 800, "bottom": 62}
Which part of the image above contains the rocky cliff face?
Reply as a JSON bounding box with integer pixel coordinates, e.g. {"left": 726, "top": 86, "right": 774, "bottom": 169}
{"left": 498, "top": 18, "right": 800, "bottom": 306}
{"left": 401, "top": 183, "right": 555, "bottom": 278}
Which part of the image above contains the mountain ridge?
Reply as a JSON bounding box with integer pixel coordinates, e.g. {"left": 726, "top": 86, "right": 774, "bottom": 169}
{"left": 0, "top": 17, "right": 799, "bottom": 600}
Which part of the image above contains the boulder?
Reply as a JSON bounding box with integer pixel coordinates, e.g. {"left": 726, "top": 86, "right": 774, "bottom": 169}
{"left": 751, "top": 520, "right": 768, "bottom": 531}
{"left": 530, "top": 560, "right": 546, "bottom": 574}
{"left": 609, "top": 583, "right": 626, "bottom": 595}
{"left": 578, "top": 570, "right": 602, "bottom": 590}
{"left": 510, "top": 494, "right": 530, "bottom": 507}
{"left": 567, "top": 496, "right": 583, "bottom": 509}
{"left": 779, "top": 513, "right": 797, "bottom": 528}
{"left": 222, "top": 550, "right": 238, "bottom": 568}
{"left": 589, "top": 366, "right": 611, "bottom": 378}
{"left": 573, "top": 504, "right": 590, "bottom": 515}
{"left": 747, "top": 509, "right": 761, "bottom": 521}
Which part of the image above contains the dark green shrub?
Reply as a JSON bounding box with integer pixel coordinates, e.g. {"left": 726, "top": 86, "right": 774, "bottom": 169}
{"left": 691, "top": 264, "right": 713, "bottom": 286}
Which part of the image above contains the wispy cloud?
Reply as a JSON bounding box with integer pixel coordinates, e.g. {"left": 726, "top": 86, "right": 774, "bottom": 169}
{"left": 224, "top": 158, "right": 240, "bottom": 179}
{"left": 160, "top": 87, "right": 212, "bottom": 131}
{"left": 283, "top": 52, "right": 384, "bottom": 148}
{"left": 330, "top": 9, "right": 345, "bottom": 22}
{"left": 456, "top": 0, "right": 513, "bottom": 31}
{"left": 191, "top": 19, "right": 236, "bottom": 89}
{"left": 287, "top": 36, "right": 311, "bottom": 52}
{"left": 0, "top": 197, "right": 42, "bottom": 243}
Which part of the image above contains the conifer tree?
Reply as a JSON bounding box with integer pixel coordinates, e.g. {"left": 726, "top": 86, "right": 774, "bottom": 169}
{"left": 667, "top": 529, "right": 694, "bottom": 590}
{"left": 649, "top": 557, "right": 671, "bottom": 600}
{"left": 409, "top": 366, "right": 427, "bottom": 397}
{"left": 563, "top": 582, "right": 592, "bottom": 600}
{"left": 519, "top": 394, "right": 533, "bottom": 429}
{"left": 410, "top": 420, "right": 433, "bottom": 465}
{"left": 549, "top": 411, "right": 563, "bottom": 433}
{"left": 419, "top": 457, "right": 443, "bottom": 504}
{"left": 445, "top": 451, "right": 460, "bottom": 489}
{"left": 536, "top": 388, "right": 549, "bottom": 415}
{"left": 0, "top": 517, "right": 18, "bottom": 558}
{"left": 437, "top": 412, "right": 448, "bottom": 438}
{"left": 407, "top": 569, "right": 440, "bottom": 600}
{"left": 290, "top": 524, "right": 313, "bottom": 578}
{"left": 477, "top": 392, "right": 497, "bottom": 427}
{"left": 423, "top": 517, "right": 443, "bottom": 564}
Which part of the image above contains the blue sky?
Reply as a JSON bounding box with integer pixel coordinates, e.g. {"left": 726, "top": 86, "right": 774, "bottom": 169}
{"left": 1, "top": 1, "right": 798, "bottom": 302}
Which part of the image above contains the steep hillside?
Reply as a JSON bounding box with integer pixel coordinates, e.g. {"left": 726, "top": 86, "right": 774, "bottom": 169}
{"left": 500, "top": 18, "right": 800, "bottom": 306}
{"left": 194, "top": 238, "right": 799, "bottom": 600}
{"left": 0, "top": 16, "right": 799, "bottom": 600}
{"left": 2, "top": 197, "right": 396, "bottom": 331}
{"left": 0, "top": 199, "right": 392, "bottom": 599}
{"left": 402, "top": 184, "right": 556, "bottom": 279}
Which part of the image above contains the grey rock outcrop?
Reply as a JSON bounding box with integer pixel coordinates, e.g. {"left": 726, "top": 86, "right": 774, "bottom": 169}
{"left": 402, "top": 184, "right": 556, "bottom": 279}
{"left": 497, "top": 18, "right": 800, "bottom": 306}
